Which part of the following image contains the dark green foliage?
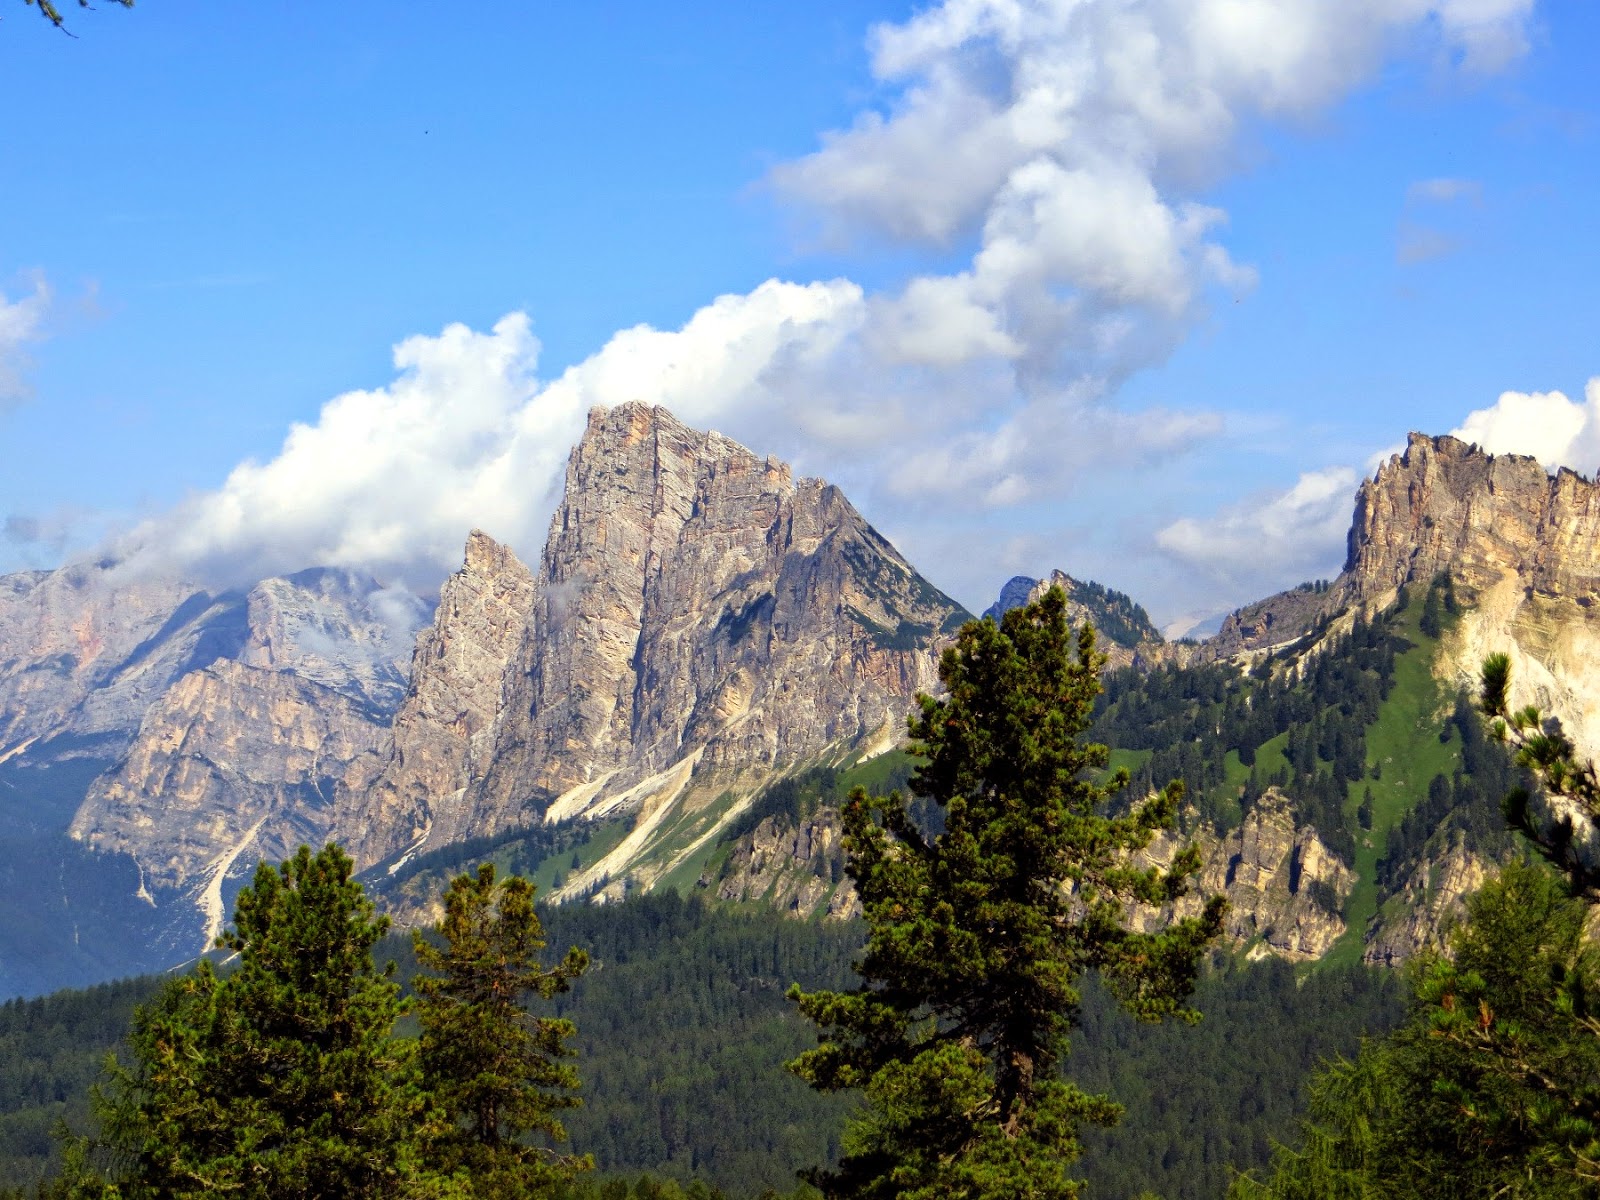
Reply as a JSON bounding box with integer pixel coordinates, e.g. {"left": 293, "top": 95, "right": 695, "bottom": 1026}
{"left": 1094, "top": 609, "right": 1405, "bottom": 855}
{"left": 1071, "top": 958, "right": 1403, "bottom": 1200}
{"left": 5, "top": 892, "right": 1411, "bottom": 1200}
{"left": 1416, "top": 573, "right": 1458, "bottom": 640}
{"left": 1374, "top": 693, "right": 1521, "bottom": 895}
{"left": 414, "top": 864, "right": 590, "bottom": 1196}
{"left": 789, "top": 588, "right": 1225, "bottom": 1200}
{"left": 1066, "top": 579, "right": 1160, "bottom": 648}
{"left": 536, "top": 893, "right": 863, "bottom": 1193}
{"left": 1235, "top": 864, "right": 1600, "bottom": 1198}
{"left": 81, "top": 845, "right": 420, "bottom": 1199}
{"left": 0, "top": 980, "right": 161, "bottom": 1190}
{"left": 1480, "top": 652, "right": 1600, "bottom": 894}
{"left": 18, "top": 0, "right": 133, "bottom": 33}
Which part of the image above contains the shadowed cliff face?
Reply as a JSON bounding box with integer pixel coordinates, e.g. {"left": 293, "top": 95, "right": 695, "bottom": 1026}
{"left": 342, "top": 402, "right": 970, "bottom": 871}
{"left": 65, "top": 570, "right": 418, "bottom": 906}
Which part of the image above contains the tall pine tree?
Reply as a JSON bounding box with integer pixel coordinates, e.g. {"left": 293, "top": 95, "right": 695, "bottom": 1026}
{"left": 788, "top": 587, "right": 1225, "bottom": 1200}
{"left": 80, "top": 845, "right": 420, "bottom": 1199}
{"left": 414, "top": 864, "right": 590, "bottom": 1199}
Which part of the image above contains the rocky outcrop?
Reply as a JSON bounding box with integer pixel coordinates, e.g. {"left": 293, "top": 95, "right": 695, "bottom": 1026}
{"left": 984, "top": 570, "right": 1163, "bottom": 669}
{"left": 0, "top": 564, "right": 224, "bottom": 759}
{"left": 1346, "top": 434, "right": 1600, "bottom": 757}
{"left": 346, "top": 403, "right": 968, "bottom": 872}
{"left": 337, "top": 532, "right": 537, "bottom": 868}
{"left": 1202, "top": 582, "right": 1334, "bottom": 662}
{"left": 716, "top": 809, "right": 860, "bottom": 920}
{"left": 61, "top": 569, "right": 421, "bottom": 949}
{"left": 70, "top": 661, "right": 387, "bottom": 893}
{"left": 1362, "top": 836, "right": 1492, "bottom": 967}
{"left": 1343, "top": 433, "right": 1600, "bottom": 605}
{"left": 1136, "top": 793, "right": 1355, "bottom": 962}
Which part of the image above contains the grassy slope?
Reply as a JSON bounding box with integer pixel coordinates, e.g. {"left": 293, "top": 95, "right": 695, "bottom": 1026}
{"left": 1320, "top": 605, "right": 1460, "bottom": 970}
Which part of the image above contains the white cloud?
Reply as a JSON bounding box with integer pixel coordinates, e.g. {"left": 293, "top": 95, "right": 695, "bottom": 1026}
{"left": 1450, "top": 381, "right": 1600, "bottom": 474}
{"left": 1155, "top": 466, "right": 1360, "bottom": 590}
{"left": 0, "top": 274, "right": 49, "bottom": 401}
{"left": 104, "top": 0, "right": 1537, "bottom": 614}
{"left": 1396, "top": 223, "right": 1462, "bottom": 265}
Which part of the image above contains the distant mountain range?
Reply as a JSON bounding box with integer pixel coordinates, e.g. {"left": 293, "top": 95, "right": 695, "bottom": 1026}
{"left": 1, "top": 407, "right": 1596, "bottom": 997}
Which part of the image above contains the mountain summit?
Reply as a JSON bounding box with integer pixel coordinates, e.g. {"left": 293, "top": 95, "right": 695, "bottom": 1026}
{"left": 343, "top": 402, "right": 969, "bottom": 886}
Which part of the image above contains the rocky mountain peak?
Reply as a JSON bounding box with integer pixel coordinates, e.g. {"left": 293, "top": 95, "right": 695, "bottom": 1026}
{"left": 344, "top": 402, "right": 970, "bottom": 873}
{"left": 984, "top": 570, "right": 1163, "bottom": 668}
{"left": 337, "top": 530, "right": 538, "bottom": 868}
{"left": 1344, "top": 431, "right": 1600, "bottom": 604}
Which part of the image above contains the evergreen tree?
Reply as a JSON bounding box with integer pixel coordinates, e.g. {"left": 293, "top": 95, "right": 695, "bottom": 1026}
{"left": 79, "top": 844, "right": 419, "bottom": 1199}
{"left": 1236, "top": 653, "right": 1600, "bottom": 1198}
{"left": 788, "top": 587, "right": 1226, "bottom": 1200}
{"left": 1480, "top": 651, "right": 1600, "bottom": 893}
{"left": 414, "top": 864, "right": 590, "bottom": 1198}
{"left": 1234, "top": 864, "right": 1600, "bottom": 1199}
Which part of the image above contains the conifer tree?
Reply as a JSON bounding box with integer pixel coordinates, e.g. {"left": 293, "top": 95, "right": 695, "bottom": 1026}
{"left": 788, "top": 587, "right": 1226, "bottom": 1200}
{"left": 414, "top": 864, "right": 590, "bottom": 1198}
{"left": 81, "top": 844, "right": 419, "bottom": 1199}
{"left": 1235, "top": 653, "right": 1600, "bottom": 1198}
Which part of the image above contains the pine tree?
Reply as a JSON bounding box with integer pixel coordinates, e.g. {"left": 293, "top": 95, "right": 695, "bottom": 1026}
{"left": 1234, "top": 864, "right": 1600, "bottom": 1199}
{"left": 1236, "top": 653, "right": 1600, "bottom": 1198}
{"left": 81, "top": 845, "right": 419, "bottom": 1200}
{"left": 414, "top": 864, "right": 590, "bottom": 1198}
{"left": 788, "top": 587, "right": 1226, "bottom": 1200}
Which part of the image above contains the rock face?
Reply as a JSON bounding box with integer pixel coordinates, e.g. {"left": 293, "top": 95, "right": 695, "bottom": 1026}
{"left": 1198, "top": 435, "right": 1600, "bottom": 753}
{"left": 65, "top": 570, "right": 419, "bottom": 921}
{"left": 1344, "top": 433, "right": 1600, "bottom": 604}
{"left": 1362, "top": 836, "right": 1492, "bottom": 967}
{"left": 1135, "top": 793, "right": 1356, "bottom": 962}
{"left": 338, "top": 532, "right": 537, "bottom": 868}
{"left": 984, "top": 570, "right": 1163, "bottom": 669}
{"left": 343, "top": 403, "right": 969, "bottom": 873}
{"left": 715, "top": 809, "right": 861, "bottom": 920}
{"left": 0, "top": 565, "right": 228, "bottom": 759}
{"left": 1202, "top": 582, "right": 1335, "bottom": 662}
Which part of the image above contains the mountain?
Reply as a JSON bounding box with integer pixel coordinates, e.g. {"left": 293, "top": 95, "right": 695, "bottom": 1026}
{"left": 0, "top": 567, "right": 423, "bottom": 993}
{"left": 4, "top": 422, "right": 1599, "bottom": 996}
{"left": 1210, "top": 432, "right": 1600, "bottom": 747}
{"left": 703, "top": 433, "right": 1600, "bottom": 971}
{"left": 345, "top": 402, "right": 970, "bottom": 910}
{"left": 983, "top": 570, "right": 1163, "bottom": 667}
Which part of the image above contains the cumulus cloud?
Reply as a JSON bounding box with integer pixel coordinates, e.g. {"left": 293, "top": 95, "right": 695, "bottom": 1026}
{"left": 1450, "top": 381, "right": 1600, "bottom": 474}
{"left": 1155, "top": 466, "right": 1360, "bottom": 591}
{"left": 106, "top": 0, "right": 1536, "bottom": 612}
{"left": 0, "top": 274, "right": 49, "bottom": 401}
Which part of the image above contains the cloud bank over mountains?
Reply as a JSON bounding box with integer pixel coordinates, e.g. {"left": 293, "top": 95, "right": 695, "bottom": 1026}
{"left": 109, "top": 0, "right": 1545, "bottom": 616}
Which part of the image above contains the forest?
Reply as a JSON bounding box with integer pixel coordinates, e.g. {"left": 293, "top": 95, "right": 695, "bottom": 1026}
{"left": 0, "top": 582, "right": 1592, "bottom": 1199}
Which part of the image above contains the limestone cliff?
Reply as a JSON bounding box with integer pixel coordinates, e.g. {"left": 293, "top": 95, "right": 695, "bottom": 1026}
{"left": 346, "top": 403, "right": 969, "bottom": 874}
{"left": 61, "top": 569, "right": 420, "bottom": 949}
{"left": 0, "top": 564, "right": 227, "bottom": 759}
{"left": 69, "top": 661, "right": 388, "bottom": 938}
{"left": 1136, "top": 793, "right": 1355, "bottom": 962}
{"left": 338, "top": 531, "right": 537, "bottom": 868}
{"left": 1362, "top": 836, "right": 1493, "bottom": 967}
{"left": 715, "top": 809, "right": 860, "bottom": 920}
{"left": 1202, "top": 435, "right": 1600, "bottom": 754}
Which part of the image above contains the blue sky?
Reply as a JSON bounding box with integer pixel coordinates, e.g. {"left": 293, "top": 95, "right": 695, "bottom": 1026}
{"left": 2, "top": 0, "right": 1596, "bottom": 628}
